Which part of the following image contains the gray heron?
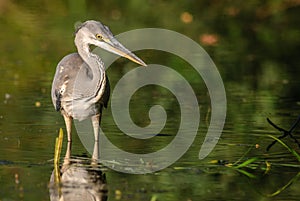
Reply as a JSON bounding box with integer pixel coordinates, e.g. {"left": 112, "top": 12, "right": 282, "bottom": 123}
{"left": 51, "top": 20, "right": 146, "bottom": 142}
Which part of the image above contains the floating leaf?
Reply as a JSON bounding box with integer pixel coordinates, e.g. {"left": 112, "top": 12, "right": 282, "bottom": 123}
{"left": 266, "top": 172, "right": 300, "bottom": 197}
{"left": 150, "top": 195, "right": 158, "bottom": 201}
{"left": 264, "top": 161, "right": 271, "bottom": 174}
{"left": 235, "top": 157, "right": 258, "bottom": 169}
{"left": 267, "top": 135, "right": 300, "bottom": 162}
{"left": 235, "top": 168, "right": 256, "bottom": 178}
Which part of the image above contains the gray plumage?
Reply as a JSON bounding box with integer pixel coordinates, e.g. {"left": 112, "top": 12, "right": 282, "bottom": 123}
{"left": 51, "top": 53, "right": 110, "bottom": 120}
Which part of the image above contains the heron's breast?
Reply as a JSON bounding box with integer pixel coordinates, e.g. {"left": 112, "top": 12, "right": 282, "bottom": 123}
{"left": 61, "top": 96, "right": 101, "bottom": 121}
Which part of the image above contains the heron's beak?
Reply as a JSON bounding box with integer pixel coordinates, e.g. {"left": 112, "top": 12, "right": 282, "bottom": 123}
{"left": 97, "top": 37, "right": 147, "bottom": 66}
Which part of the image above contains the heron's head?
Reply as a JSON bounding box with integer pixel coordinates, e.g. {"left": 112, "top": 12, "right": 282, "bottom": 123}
{"left": 75, "top": 20, "right": 146, "bottom": 66}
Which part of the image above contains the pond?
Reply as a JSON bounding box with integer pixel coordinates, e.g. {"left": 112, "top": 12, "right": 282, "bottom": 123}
{"left": 1, "top": 1, "right": 300, "bottom": 201}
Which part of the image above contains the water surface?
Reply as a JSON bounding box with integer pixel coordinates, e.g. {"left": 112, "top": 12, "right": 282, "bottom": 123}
{"left": 1, "top": 1, "right": 300, "bottom": 201}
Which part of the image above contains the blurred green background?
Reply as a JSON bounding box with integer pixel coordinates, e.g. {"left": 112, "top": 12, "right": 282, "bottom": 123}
{"left": 1, "top": 0, "right": 300, "bottom": 117}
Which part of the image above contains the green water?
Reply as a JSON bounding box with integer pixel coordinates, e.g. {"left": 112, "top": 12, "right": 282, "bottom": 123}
{"left": 1, "top": 1, "right": 300, "bottom": 200}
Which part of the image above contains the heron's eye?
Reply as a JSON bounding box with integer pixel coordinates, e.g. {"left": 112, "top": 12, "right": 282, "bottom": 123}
{"left": 96, "top": 34, "right": 103, "bottom": 40}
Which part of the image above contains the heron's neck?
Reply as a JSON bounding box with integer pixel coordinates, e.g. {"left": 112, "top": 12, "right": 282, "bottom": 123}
{"left": 76, "top": 43, "right": 104, "bottom": 72}
{"left": 75, "top": 41, "right": 106, "bottom": 98}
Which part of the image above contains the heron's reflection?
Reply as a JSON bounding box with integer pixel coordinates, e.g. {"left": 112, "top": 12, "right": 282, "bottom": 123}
{"left": 49, "top": 142, "right": 108, "bottom": 201}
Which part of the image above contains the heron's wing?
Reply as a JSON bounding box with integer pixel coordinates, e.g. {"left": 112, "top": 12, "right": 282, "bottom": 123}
{"left": 101, "top": 75, "right": 110, "bottom": 108}
{"left": 51, "top": 53, "right": 85, "bottom": 111}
